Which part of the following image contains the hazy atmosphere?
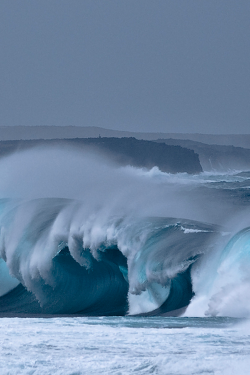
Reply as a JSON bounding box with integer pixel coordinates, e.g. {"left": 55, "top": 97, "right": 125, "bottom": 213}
{"left": 2, "top": 3, "right": 250, "bottom": 374}
{"left": 0, "top": 0, "right": 249, "bottom": 133}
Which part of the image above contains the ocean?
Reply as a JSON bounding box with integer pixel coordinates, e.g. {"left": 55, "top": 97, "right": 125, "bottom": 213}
{"left": 0, "top": 146, "right": 250, "bottom": 374}
{"left": 1, "top": 317, "right": 250, "bottom": 374}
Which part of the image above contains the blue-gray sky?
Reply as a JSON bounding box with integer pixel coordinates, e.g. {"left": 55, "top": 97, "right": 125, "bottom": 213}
{"left": 0, "top": 1, "right": 249, "bottom": 133}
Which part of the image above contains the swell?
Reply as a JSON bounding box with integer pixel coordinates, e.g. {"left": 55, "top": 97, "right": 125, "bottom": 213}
{"left": 0, "top": 198, "right": 221, "bottom": 317}
{"left": 0, "top": 247, "right": 129, "bottom": 316}
{"left": 0, "top": 148, "right": 249, "bottom": 318}
{"left": 0, "top": 259, "right": 193, "bottom": 318}
{"left": 132, "top": 265, "right": 194, "bottom": 317}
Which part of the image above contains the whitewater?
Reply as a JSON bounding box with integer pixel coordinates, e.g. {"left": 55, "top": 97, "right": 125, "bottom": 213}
{"left": 0, "top": 145, "right": 250, "bottom": 374}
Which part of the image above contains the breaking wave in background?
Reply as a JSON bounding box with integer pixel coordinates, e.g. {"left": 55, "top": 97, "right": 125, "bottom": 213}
{"left": 0, "top": 146, "right": 250, "bottom": 318}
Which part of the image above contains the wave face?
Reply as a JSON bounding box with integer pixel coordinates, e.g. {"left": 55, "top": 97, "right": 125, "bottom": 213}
{"left": 0, "top": 147, "right": 250, "bottom": 317}
{"left": 0, "top": 198, "right": 218, "bottom": 316}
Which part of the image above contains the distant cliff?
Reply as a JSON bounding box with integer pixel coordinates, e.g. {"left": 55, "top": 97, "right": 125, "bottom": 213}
{"left": 0, "top": 137, "right": 202, "bottom": 174}
{"left": 0, "top": 126, "right": 250, "bottom": 148}
{"left": 156, "top": 139, "right": 250, "bottom": 172}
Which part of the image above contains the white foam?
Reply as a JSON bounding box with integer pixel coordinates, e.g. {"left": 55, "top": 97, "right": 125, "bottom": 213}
{"left": 180, "top": 226, "right": 211, "bottom": 234}
{"left": 0, "top": 317, "right": 249, "bottom": 374}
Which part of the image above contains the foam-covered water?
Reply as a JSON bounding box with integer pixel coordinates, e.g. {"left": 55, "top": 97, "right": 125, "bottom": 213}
{"left": 1, "top": 316, "right": 250, "bottom": 374}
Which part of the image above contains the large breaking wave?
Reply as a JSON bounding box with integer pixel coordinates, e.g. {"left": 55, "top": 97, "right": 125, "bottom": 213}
{"left": 0, "top": 146, "right": 250, "bottom": 317}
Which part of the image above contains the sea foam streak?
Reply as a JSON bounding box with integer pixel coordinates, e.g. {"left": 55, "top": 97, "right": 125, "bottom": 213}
{"left": 0, "top": 146, "right": 249, "bottom": 317}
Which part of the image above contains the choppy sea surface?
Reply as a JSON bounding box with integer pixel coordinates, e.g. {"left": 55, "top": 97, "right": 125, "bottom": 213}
{"left": 1, "top": 148, "right": 250, "bottom": 374}
{"left": 1, "top": 316, "right": 250, "bottom": 375}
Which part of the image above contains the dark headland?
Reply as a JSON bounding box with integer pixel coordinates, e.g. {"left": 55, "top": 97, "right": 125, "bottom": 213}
{"left": 156, "top": 138, "right": 250, "bottom": 172}
{"left": 0, "top": 126, "right": 250, "bottom": 148}
{"left": 0, "top": 137, "right": 202, "bottom": 174}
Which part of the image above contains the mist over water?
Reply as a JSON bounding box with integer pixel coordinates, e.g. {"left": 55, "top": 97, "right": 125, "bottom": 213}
{"left": 0, "top": 145, "right": 250, "bottom": 318}
{"left": 0, "top": 146, "right": 240, "bottom": 223}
